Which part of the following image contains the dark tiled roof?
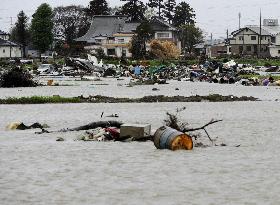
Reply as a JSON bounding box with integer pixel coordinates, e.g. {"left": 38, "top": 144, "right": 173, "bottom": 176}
{"left": 76, "top": 15, "right": 176, "bottom": 43}
{"left": 150, "top": 16, "right": 177, "bottom": 31}
{"left": 122, "top": 23, "right": 140, "bottom": 33}
{"left": 76, "top": 16, "right": 131, "bottom": 42}
{"left": 0, "top": 38, "right": 20, "bottom": 46}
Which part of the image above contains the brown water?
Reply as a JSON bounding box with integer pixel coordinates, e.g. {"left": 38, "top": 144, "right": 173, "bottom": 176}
{"left": 0, "top": 79, "right": 280, "bottom": 205}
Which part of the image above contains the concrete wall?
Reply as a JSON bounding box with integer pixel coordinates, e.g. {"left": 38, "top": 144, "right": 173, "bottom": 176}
{"left": 0, "top": 46, "right": 22, "bottom": 58}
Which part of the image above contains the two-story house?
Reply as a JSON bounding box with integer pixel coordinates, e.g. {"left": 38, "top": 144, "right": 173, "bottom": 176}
{"left": 230, "top": 19, "right": 280, "bottom": 58}
{"left": 76, "top": 15, "right": 181, "bottom": 58}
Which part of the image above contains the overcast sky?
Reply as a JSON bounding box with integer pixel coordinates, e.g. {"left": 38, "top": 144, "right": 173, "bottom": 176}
{"left": 1, "top": 0, "right": 280, "bottom": 38}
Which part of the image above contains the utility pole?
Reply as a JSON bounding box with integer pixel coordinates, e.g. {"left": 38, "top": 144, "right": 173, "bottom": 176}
{"left": 9, "top": 17, "right": 13, "bottom": 59}
{"left": 238, "top": 12, "right": 241, "bottom": 29}
{"left": 258, "top": 10, "right": 262, "bottom": 58}
{"left": 226, "top": 29, "right": 229, "bottom": 42}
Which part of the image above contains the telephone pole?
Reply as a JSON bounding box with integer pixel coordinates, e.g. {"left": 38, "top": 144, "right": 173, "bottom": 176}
{"left": 258, "top": 10, "right": 262, "bottom": 58}
{"left": 238, "top": 12, "right": 241, "bottom": 29}
{"left": 9, "top": 17, "right": 13, "bottom": 59}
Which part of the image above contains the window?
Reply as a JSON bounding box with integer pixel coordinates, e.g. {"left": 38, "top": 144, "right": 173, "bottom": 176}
{"left": 251, "top": 36, "right": 257, "bottom": 40}
{"left": 118, "top": 39, "right": 125, "bottom": 43}
{"left": 95, "top": 39, "right": 102, "bottom": 43}
{"left": 157, "top": 32, "right": 170, "bottom": 38}
{"left": 107, "top": 48, "right": 116, "bottom": 56}
{"left": 246, "top": 46, "right": 251, "bottom": 51}
{"left": 278, "top": 50, "right": 280, "bottom": 54}
{"left": 272, "top": 37, "right": 276, "bottom": 43}
{"left": 3, "top": 49, "right": 5, "bottom": 53}
{"left": 239, "top": 36, "right": 244, "bottom": 41}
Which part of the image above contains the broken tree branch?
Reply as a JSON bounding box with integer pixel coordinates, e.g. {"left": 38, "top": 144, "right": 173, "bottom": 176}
{"left": 183, "top": 120, "right": 223, "bottom": 132}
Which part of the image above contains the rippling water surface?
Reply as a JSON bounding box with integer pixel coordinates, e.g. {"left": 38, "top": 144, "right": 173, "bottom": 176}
{"left": 0, "top": 79, "right": 280, "bottom": 205}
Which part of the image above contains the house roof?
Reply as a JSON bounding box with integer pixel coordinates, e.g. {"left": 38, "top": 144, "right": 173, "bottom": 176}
{"left": 0, "top": 30, "right": 8, "bottom": 35}
{"left": 150, "top": 16, "right": 177, "bottom": 31}
{"left": 76, "top": 16, "right": 135, "bottom": 43}
{"left": 232, "top": 25, "right": 280, "bottom": 36}
{"left": 0, "top": 38, "right": 20, "bottom": 47}
{"left": 76, "top": 15, "right": 176, "bottom": 43}
{"left": 122, "top": 23, "right": 140, "bottom": 33}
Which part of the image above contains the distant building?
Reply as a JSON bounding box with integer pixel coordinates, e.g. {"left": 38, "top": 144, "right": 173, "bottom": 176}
{"left": 229, "top": 19, "right": 280, "bottom": 57}
{"left": 76, "top": 15, "right": 181, "bottom": 58}
{"left": 0, "top": 38, "right": 22, "bottom": 58}
{"left": 206, "top": 43, "right": 231, "bottom": 58}
{"left": 0, "top": 30, "right": 9, "bottom": 41}
{"left": 0, "top": 29, "right": 23, "bottom": 58}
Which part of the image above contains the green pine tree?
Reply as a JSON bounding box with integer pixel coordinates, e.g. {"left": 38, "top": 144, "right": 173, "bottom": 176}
{"left": 30, "top": 3, "right": 54, "bottom": 59}
{"left": 86, "top": 0, "right": 110, "bottom": 16}
{"left": 164, "top": 0, "right": 176, "bottom": 24}
{"left": 119, "top": 0, "right": 146, "bottom": 22}
{"left": 147, "top": 0, "right": 165, "bottom": 18}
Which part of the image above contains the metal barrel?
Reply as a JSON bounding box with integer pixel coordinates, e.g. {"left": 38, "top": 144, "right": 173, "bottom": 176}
{"left": 153, "top": 126, "right": 193, "bottom": 150}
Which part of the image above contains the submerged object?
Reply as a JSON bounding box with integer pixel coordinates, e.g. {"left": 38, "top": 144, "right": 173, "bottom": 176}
{"left": 153, "top": 126, "right": 193, "bottom": 151}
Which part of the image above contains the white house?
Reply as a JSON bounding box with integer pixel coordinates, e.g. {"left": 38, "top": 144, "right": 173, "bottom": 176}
{"left": 0, "top": 29, "right": 22, "bottom": 58}
{"left": 0, "top": 38, "right": 22, "bottom": 58}
{"left": 230, "top": 19, "right": 280, "bottom": 57}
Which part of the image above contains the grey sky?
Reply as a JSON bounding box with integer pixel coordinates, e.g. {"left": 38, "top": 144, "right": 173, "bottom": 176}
{"left": 0, "top": 0, "right": 280, "bottom": 38}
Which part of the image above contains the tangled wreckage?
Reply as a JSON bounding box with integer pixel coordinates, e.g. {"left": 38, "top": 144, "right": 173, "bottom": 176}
{"left": 7, "top": 109, "right": 228, "bottom": 151}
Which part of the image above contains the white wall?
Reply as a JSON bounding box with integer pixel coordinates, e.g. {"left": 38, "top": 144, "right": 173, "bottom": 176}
{"left": 269, "top": 46, "right": 280, "bottom": 57}
{"left": 275, "top": 34, "right": 280, "bottom": 45}
{"left": 0, "top": 46, "right": 22, "bottom": 58}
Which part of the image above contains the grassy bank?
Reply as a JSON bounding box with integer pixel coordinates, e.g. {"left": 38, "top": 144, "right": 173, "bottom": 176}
{"left": 0, "top": 96, "right": 81, "bottom": 104}
{"left": 0, "top": 94, "right": 258, "bottom": 104}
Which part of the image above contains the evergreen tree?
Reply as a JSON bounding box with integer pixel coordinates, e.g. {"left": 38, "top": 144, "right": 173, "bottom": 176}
{"left": 129, "top": 20, "right": 153, "bottom": 59}
{"left": 181, "top": 24, "right": 203, "bottom": 54}
{"left": 30, "top": 3, "right": 54, "bottom": 59}
{"left": 147, "top": 0, "right": 165, "bottom": 18}
{"left": 173, "top": 1, "right": 196, "bottom": 28}
{"left": 11, "top": 11, "right": 30, "bottom": 58}
{"left": 119, "top": 0, "right": 146, "bottom": 22}
{"left": 86, "top": 0, "right": 110, "bottom": 16}
{"left": 164, "top": 0, "right": 176, "bottom": 24}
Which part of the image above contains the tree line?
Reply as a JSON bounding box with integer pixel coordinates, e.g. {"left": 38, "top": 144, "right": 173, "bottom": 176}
{"left": 10, "top": 0, "right": 203, "bottom": 59}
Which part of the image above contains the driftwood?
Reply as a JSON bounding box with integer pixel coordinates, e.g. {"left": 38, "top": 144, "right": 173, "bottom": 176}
{"left": 164, "top": 108, "right": 223, "bottom": 144}
{"left": 183, "top": 120, "right": 223, "bottom": 142}
{"left": 35, "top": 121, "right": 123, "bottom": 134}
{"left": 65, "top": 121, "right": 123, "bottom": 131}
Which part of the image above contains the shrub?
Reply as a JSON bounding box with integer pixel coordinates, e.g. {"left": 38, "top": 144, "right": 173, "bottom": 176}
{"left": 0, "top": 67, "right": 37, "bottom": 87}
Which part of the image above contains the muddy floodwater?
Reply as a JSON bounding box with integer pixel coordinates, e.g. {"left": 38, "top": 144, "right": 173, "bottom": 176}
{"left": 1, "top": 79, "right": 280, "bottom": 205}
